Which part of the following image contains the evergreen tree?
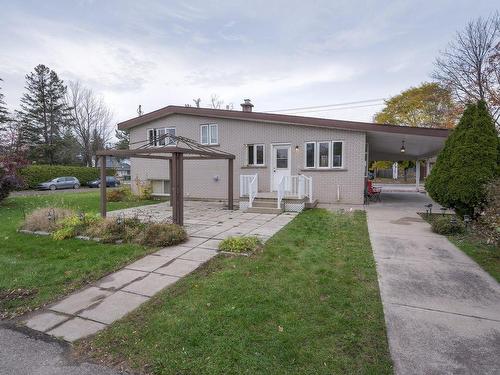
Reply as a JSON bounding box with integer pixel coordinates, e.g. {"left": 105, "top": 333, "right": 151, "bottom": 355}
{"left": 426, "top": 100, "right": 498, "bottom": 216}
{"left": 16, "top": 65, "right": 68, "bottom": 164}
{"left": 0, "top": 78, "right": 9, "bottom": 126}
{"left": 115, "top": 129, "right": 129, "bottom": 150}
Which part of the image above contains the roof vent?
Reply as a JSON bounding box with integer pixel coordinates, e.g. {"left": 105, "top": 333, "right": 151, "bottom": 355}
{"left": 240, "top": 99, "right": 254, "bottom": 112}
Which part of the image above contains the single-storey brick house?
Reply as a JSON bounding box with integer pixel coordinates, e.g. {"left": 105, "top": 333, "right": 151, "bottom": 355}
{"left": 117, "top": 100, "right": 449, "bottom": 210}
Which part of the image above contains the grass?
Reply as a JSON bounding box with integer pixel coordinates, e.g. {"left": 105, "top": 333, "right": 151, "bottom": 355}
{"left": 78, "top": 209, "right": 393, "bottom": 375}
{"left": 421, "top": 213, "right": 499, "bottom": 282}
{"left": 0, "top": 191, "right": 157, "bottom": 318}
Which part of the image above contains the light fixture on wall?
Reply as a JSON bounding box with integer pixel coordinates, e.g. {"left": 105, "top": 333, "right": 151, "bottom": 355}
{"left": 400, "top": 140, "right": 406, "bottom": 153}
{"left": 295, "top": 145, "right": 299, "bottom": 151}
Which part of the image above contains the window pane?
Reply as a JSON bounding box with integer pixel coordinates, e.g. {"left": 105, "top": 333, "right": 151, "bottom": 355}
{"left": 306, "top": 143, "right": 315, "bottom": 168}
{"left": 333, "top": 142, "right": 343, "bottom": 167}
{"left": 248, "top": 145, "right": 254, "bottom": 165}
{"left": 166, "top": 128, "right": 175, "bottom": 145}
{"left": 319, "top": 142, "right": 329, "bottom": 167}
{"left": 201, "top": 125, "right": 208, "bottom": 144}
{"left": 148, "top": 129, "right": 155, "bottom": 146}
{"left": 276, "top": 148, "right": 288, "bottom": 168}
{"left": 209, "top": 124, "right": 218, "bottom": 144}
{"left": 256, "top": 145, "right": 264, "bottom": 165}
{"left": 157, "top": 128, "right": 166, "bottom": 146}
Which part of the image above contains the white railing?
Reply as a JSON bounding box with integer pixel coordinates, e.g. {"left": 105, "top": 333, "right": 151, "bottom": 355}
{"left": 277, "top": 176, "right": 286, "bottom": 209}
{"left": 240, "top": 174, "right": 258, "bottom": 208}
{"left": 282, "top": 175, "right": 313, "bottom": 203}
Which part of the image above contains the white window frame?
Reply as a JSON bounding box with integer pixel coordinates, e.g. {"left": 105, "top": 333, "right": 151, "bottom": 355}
{"left": 200, "top": 124, "right": 218, "bottom": 145}
{"left": 304, "top": 142, "right": 316, "bottom": 169}
{"left": 332, "top": 140, "right": 344, "bottom": 169}
{"left": 147, "top": 127, "right": 176, "bottom": 146}
{"left": 317, "top": 141, "right": 331, "bottom": 169}
{"left": 246, "top": 144, "right": 265, "bottom": 166}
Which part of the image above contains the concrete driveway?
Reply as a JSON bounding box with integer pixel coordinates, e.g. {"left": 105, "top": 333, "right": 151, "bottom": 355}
{"left": 366, "top": 192, "right": 500, "bottom": 375}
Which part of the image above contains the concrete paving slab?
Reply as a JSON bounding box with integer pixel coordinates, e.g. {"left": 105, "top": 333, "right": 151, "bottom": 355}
{"left": 377, "top": 257, "right": 500, "bottom": 321}
{"left": 78, "top": 291, "right": 148, "bottom": 324}
{"left": 97, "top": 268, "right": 147, "bottom": 290}
{"left": 197, "top": 238, "right": 222, "bottom": 249}
{"left": 154, "top": 245, "right": 192, "bottom": 258}
{"left": 384, "top": 303, "right": 500, "bottom": 375}
{"left": 24, "top": 312, "right": 69, "bottom": 332}
{"left": 125, "top": 254, "right": 171, "bottom": 272}
{"left": 123, "top": 273, "right": 179, "bottom": 297}
{"left": 47, "top": 317, "right": 106, "bottom": 342}
{"left": 179, "top": 248, "right": 218, "bottom": 262}
{"left": 155, "top": 258, "right": 202, "bottom": 277}
{"left": 182, "top": 236, "right": 210, "bottom": 247}
{"left": 50, "top": 287, "right": 112, "bottom": 315}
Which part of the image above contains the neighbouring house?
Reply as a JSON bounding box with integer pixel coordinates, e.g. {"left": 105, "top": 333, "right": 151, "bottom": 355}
{"left": 97, "top": 157, "right": 131, "bottom": 180}
{"left": 117, "top": 99, "right": 449, "bottom": 211}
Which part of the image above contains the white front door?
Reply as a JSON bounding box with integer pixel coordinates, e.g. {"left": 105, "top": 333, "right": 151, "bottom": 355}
{"left": 271, "top": 144, "right": 291, "bottom": 191}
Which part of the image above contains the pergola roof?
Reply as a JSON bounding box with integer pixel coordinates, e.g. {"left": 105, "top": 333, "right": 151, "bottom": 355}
{"left": 96, "top": 135, "right": 235, "bottom": 160}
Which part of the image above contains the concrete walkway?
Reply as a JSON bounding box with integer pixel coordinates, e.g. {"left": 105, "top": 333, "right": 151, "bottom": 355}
{"left": 366, "top": 192, "right": 500, "bottom": 374}
{"left": 23, "top": 201, "right": 296, "bottom": 342}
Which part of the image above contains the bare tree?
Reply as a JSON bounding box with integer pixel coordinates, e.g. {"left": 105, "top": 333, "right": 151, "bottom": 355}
{"left": 210, "top": 94, "right": 224, "bottom": 109}
{"left": 66, "top": 81, "right": 113, "bottom": 167}
{"left": 433, "top": 12, "right": 500, "bottom": 123}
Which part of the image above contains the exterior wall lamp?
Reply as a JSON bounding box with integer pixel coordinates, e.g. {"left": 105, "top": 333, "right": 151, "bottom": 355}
{"left": 400, "top": 140, "right": 406, "bottom": 153}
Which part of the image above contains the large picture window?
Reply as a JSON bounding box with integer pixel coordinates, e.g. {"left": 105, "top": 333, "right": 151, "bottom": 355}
{"left": 200, "top": 124, "right": 218, "bottom": 145}
{"left": 304, "top": 140, "right": 344, "bottom": 169}
{"left": 246, "top": 144, "right": 265, "bottom": 166}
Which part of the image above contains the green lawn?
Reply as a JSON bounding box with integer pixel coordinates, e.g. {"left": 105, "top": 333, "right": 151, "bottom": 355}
{"left": 448, "top": 236, "right": 499, "bottom": 282}
{"left": 420, "top": 214, "right": 499, "bottom": 282}
{"left": 78, "top": 209, "right": 393, "bottom": 375}
{"left": 0, "top": 191, "right": 157, "bottom": 318}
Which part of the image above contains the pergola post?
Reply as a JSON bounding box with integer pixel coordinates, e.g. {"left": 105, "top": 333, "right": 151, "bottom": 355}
{"left": 168, "top": 158, "right": 173, "bottom": 207}
{"left": 171, "top": 152, "right": 184, "bottom": 226}
{"left": 228, "top": 158, "right": 234, "bottom": 210}
{"left": 415, "top": 160, "right": 420, "bottom": 192}
{"left": 100, "top": 155, "right": 107, "bottom": 218}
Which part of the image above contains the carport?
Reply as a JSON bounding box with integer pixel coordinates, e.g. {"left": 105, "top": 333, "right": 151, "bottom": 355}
{"left": 366, "top": 126, "right": 450, "bottom": 191}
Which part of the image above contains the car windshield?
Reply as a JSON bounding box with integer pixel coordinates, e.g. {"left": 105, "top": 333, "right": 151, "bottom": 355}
{"left": 51, "top": 178, "right": 59, "bottom": 182}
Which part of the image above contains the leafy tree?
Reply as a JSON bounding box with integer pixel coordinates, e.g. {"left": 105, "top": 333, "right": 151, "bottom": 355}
{"left": 0, "top": 78, "right": 9, "bottom": 126}
{"left": 426, "top": 101, "right": 498, "bottom": 217}
{"left": 16, "top": 64, "right": 69, "bottom": 164}
{"left": 374, "top": 82, "right": 459, "bottom": 128}
{"left": 433, "top": 13, "right": 500, "bottom": 124}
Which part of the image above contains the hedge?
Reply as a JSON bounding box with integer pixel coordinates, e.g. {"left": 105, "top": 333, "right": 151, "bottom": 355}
{"left": 19, "top": 165, "right": 115, "bottom": 189}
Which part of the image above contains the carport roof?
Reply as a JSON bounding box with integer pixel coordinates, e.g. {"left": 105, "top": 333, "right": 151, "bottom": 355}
{"left": 117, "top": 105, "right": 450, "bottom": 160}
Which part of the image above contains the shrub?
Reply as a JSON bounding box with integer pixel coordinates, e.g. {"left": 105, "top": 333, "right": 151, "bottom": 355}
{"left": 0, "top": 155, "right": 27, "bottom": 202}
{"left": 134, "top": 177, "right": 153, "bottom": 200}
{"left": 431, "top": 215, "right": 465, "bottom": 235}
{"left": 23, "top": 207, "right": 75, "bottom": 232}
{"left": 475, "top": 178, "right": 500, "bottom": 245}
{"left": 52, "top": 213, "right": 100, "bottom": 240}
{"left": 86, "top": 217, "right": 144, "bottom": 243}
{"left": 426, "top": 101, "right": 498, "bottom": 217}
{"left": 19, "top": 164, "right": 114, "bottom": 189}
{"left": 107, "top": 187, "right": 133, "bottom": 202}
{"left": 218, "top": 236, "right": 262, "bottom": 253}
{"left": 138, "top": 223, "right": 187, "bottom": 247}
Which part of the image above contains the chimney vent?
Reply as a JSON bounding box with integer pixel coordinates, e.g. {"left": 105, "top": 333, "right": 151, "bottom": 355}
{"left": 240, "top": 99, "right": 254, "bottom": 112}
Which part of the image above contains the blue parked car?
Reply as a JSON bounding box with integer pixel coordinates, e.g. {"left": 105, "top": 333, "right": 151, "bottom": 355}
{"left": 37, "top": 177, "right": 80, "bottom": 190}
{"left": 87, "top": 176, "right": 121, "bottom": 188}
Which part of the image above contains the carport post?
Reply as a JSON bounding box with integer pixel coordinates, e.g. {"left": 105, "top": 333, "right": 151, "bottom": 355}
{"left": 100, "top": 155, "right": 107, "bottom": 218}
{"left": 169, "top": 158, "right": 173, "bottom": 207}
{"left": 415, "top": 160, "right": 420, "bottom": 192}
{"left": 171, "top": 152, "right": 184, "bottom": 226}
{"left": 228, "top": 158, "right": 234, "bottom": 210}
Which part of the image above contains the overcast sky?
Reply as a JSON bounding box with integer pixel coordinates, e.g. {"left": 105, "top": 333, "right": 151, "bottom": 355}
{"left": 0, "top": 0, "right": 498, "bottom": 124}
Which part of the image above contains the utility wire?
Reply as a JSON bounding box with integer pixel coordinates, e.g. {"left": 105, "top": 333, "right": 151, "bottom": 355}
{"left": 279, "top": 102, "right": 386, "bottom": 115}
{"left": 269, "top": 98, "right": 386, "bottom": 113}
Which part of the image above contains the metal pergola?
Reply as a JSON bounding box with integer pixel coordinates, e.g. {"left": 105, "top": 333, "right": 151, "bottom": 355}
{"left": 95, "top": 134, "right": 236, "bottom": 226}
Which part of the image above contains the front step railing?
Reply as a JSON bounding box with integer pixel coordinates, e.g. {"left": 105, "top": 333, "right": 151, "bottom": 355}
{"left": 281, "top": 175, "right": 313, "bottom": 203}
{"left": 240, "top": 174, "right": 258, "bottom": 208}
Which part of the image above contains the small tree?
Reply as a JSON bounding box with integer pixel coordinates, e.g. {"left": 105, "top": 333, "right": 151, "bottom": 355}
{"left": 426, "top": 100, "right": 498, "bottom": 216}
